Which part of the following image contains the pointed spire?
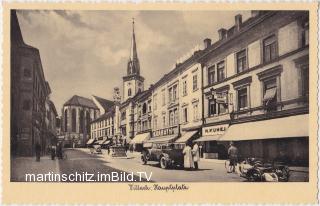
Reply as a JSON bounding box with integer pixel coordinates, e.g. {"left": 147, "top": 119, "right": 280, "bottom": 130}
{"left": 127, "top": 18, "right": 140, "bottom": 76}
{"left": 130, "top": 18, "right": 138, "bottom": 61}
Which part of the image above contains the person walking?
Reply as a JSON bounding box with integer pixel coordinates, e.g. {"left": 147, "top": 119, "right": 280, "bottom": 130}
{"left": 35, "top": 142, "right": 41, "bottom": 162}
{"left": 192, "top": 142, "right": 200, "bottom": 170}
{"left": 51, "top": 144, "right": 56, "bottom": 160}
{"left": 57, "top": 142, "right": 62, "bottom": 159}
{"left": 182, "top": 143, "right": 194, "bottom": 170}
{"left": 227, "top": 142, "right": 238, "bottom": 173}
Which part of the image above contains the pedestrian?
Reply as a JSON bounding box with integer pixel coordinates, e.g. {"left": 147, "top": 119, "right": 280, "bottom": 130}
{"left": 227, "top": 141, "right": 238, "bottom": 173}
{"left": 182, "top": 143, "right": 194, "bottom": 170}
{"left": 35, "top": 142, "right": 41, "bottom": 162}
{"left": 192, "top": 142, "right": 200, "bottom": 170}
{"left": 57, "top": 142, "right": 62, "bottom": 159}
{"left": 51, "top": 144, "right": 56, "bottom": 160}
{"left": 107, "top": 146, "right": 110, "bottom": 155}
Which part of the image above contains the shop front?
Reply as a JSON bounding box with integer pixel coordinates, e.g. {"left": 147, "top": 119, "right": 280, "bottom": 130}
{"left": 194, "top": 124, "right": 229, "bottom": 159}
{"left": 130, "top": 132, "right": 151, "bottom": 152}
{"left": 175, "top": 130, "right": 199, "bottom": 149}
{"left": 218, "top": 114, "right": 309, "bottom": 166}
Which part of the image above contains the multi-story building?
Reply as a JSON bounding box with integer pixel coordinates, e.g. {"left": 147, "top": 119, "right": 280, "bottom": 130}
{"left": 130, "top": 88, "right": 152, "bottom": 151}
{"left": 146, "top": 46, "right": 205, "bottom": 147}
{"left": 197, "top": 11, "right": 309, "bottom": 163}
{"left": 11, "top": 10, "right": 52, "bottom": 156}
{"left": 151, "top": 67, "right": 181, "bottom": 144}
{"left": 61, "top": 95, "right": 100, "bottom": 147}
{"left": 90, "top": 106, "right": 115, "bottom": 145}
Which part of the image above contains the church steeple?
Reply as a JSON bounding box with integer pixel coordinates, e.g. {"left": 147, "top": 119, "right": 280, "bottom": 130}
{"left": 123, "top": 18, "right": 144, "bottom": 102}
{"left": 127, "top": 18, "right": 140, "bottom": 76}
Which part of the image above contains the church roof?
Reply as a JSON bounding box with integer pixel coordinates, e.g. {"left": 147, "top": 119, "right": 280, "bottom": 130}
{"left": 93, "top": 95, "right": 114, "bottom": 111}
{"left": 91, "top": 106, "right": 115, "bottom": 123}
{"left": 64, "top": 95, "right": 98, "bottom": 109}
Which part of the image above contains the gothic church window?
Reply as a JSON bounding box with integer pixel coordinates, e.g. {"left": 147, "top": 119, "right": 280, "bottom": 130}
{"left": 72, "top": 109, "right": 76, "bottom": 132}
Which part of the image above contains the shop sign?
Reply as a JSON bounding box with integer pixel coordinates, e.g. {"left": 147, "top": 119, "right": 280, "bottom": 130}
{"left": 202, "top": 124, "right": 229, "bottom": 136}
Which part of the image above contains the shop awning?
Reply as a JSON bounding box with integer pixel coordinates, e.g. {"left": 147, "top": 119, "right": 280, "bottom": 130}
{"left": 101, "top": 140, "right": 111, "bottom": 145}
{"left": 96, "top": 138, "right": 109, "bottom": 145}
{"left": 175, "top": 131, "right": 197, "bottom": 143}
{"left": 219, "top": 114, "right": 309, "bottom": 141}
{"left": 145, "top": 134, "right": 177, "bottom": 144}
{"left": 131, "top": 132, "right": 150, "bottom": 144}
{"left": 86, "top": 138, "right": 95, "bottom": 145}
{"left": 263, "top": 88, "right": 277, "bottom": 101}
{"left": 194, "top": 135, "right": 221, "bottom": 142}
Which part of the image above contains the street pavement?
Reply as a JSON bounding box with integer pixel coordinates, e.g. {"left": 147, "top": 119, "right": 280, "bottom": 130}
{"left": 11, "top": 156, "right": 59, "bottom": 182}
{"left": 11, "top": 148, "right": 309, "bottom": 182}
{"left": 76, "top": 148, "right": 243, "bottom": 182}
{"left": 57, "top": 149, "right": 148, "bottom": 182}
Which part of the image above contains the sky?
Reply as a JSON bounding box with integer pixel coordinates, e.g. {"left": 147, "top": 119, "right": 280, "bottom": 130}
{"left": 17, "top": 10, "right": 251, "bottom": 115}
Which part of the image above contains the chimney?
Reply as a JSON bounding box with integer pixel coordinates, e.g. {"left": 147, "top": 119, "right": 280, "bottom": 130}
{"left": 251, "top": 10, "right": 260, "bottom": 17}
{"left": 235, "top": 14, "right": 242, "bottom": 31}
{"left": 203, "top": 38, "right": 212, "bottom": 49}
{"left": 218, "top": 28, "right": 227, "bottom": 40}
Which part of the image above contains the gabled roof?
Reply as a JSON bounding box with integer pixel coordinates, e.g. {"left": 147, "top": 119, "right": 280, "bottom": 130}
{"left": 93, "top": 95, "right": 114, "bottom": 111}
{"left": 91, "top": 106, "right": 115, "bottom": 123}
{"left": 64, "top": 95, "right": 98, "bottom": 109}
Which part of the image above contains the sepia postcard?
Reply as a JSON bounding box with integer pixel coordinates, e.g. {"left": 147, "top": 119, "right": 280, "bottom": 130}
{"left": 2, "top": 2, "right": 319, "bottom": 204}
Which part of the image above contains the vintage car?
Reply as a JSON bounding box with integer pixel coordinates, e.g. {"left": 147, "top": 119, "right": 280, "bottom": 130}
{"left": 90, "top": 145, "right": 102, "bottom": 154}
{"left": 141, "top": 142, "right": 184, "bottom": 169}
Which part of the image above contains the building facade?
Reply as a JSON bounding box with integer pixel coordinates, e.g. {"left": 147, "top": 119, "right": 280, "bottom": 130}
{"left": 11, "top": 10, "right": 52, "bottom": 156}
{"left": 90, "top": 106, "right": 115, "bottom": 145}
{"left": 61, "top": 95, "right": 100, "bottom": 147}
{"left": 130, "top": 89, "right": 153, "bottom": 151}
{"left": 198, "top": 11, "right": 309, "bottom": 163}
{"left": 45, "top": 91, "right": 59, "bottom": 151}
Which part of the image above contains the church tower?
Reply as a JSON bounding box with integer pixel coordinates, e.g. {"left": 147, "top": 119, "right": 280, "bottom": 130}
{"left": 122, "top": 18, "right": 144, "bottom": 102}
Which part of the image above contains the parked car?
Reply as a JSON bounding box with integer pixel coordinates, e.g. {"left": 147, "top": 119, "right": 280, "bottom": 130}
{"left": 90, "top": 145, "right": 102, "bottom": 154}
{"left": 141, "top": 142, "right": 184, "bottom": 169}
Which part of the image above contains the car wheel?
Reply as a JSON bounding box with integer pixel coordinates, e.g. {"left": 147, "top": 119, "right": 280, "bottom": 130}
{"left": 160, "top": 157, "right": 168, "bottom": 169}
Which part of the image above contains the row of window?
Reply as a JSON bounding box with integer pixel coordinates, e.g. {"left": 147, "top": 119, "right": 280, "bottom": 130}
{"left": 92, "top": 118, "right": 114, "bottom": 130}
{"left": 92, "top": 127, "right": 114, "bottom": 139}
{"left": 207, "top": 22, "right": 309, "bottom": 86}
{"left": 153, "top": 103, "right": 200, "bottom": 129}
{"left": 207, "top": 34, "right": 278, "bottom": 85}
{"left": 182, "top": 74, "right": 199, "bottom": 96}
{"left": 63, "top": 109, "right": 92, "bottom": 133}
{"left": 153, "top": 74, "right": 199, "bottom": 111}
{"left": 137, "top": 119, "right": 152, "bottom": 132}
{"left": 207, "top": 66, "right": 309, "bottom": 116}
{"left": 138, "top": 102, "right": 152, "bottom": 116}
